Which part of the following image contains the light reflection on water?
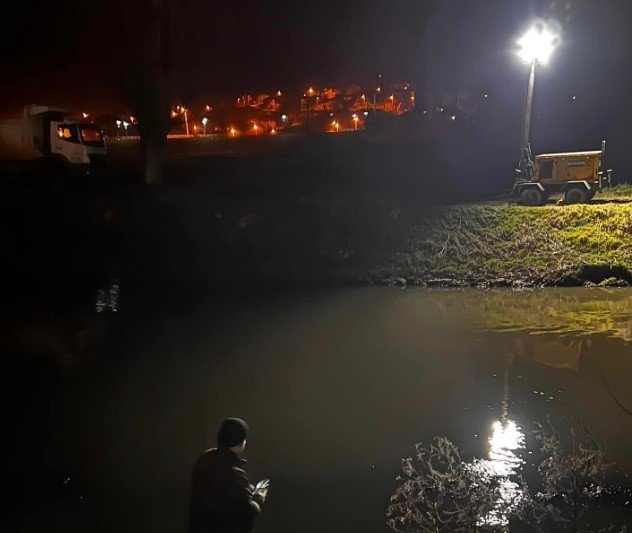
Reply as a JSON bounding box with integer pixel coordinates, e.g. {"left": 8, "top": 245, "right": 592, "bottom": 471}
{"left": 17, "top": 287, "right": 631, "bottom": 533}
{"left": 478, "top": 419, "right": 526, "bottom": 527}
{"left": 95, "top": 279, "right": 119, "bottom": 313}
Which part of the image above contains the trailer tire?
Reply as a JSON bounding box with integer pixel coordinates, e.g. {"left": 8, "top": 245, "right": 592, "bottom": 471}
{"left": 520, "top": 187, "right": 545, "bottom": 206}
{"left": 564, "top": 186, "right": 588, "bottom": 205}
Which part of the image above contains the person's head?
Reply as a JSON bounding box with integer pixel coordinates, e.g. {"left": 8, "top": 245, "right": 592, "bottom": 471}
{"left": 217, "top": 418, "right": 249, "bottom": 454}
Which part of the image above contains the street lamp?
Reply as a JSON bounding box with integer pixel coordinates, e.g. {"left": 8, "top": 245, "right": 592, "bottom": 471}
{"left": 352, "top": 113, "right": 359, "bottom": 131}
{"left": 516, "top": 21, "right": 560, "bottom": 158}
{"left": 122, "top": 120, "right": 129, "bottom": 137}
{"left": 305, "top": 87, "right": 315, "bottom": 134}
{"left": 202, "top": 117, "right": 208, "bottom": 135}
{"left": 115, "top": 120, "right": 122, "bottom": 139}
{"left": 181, "top": 107, "right": 190, "bottom": 136}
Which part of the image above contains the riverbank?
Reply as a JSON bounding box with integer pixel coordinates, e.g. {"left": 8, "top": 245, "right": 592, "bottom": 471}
{"left": 3, "top": 146, "right": 631, "bottom": 299}
{"left": 367, "top": 185, "right": 632, "bottom": 288}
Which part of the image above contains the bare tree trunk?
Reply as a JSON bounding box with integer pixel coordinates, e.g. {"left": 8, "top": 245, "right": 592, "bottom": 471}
{"left": 144, "top": 142, "right": 163, "bottom": 185}
{"left": 120, "top": 0, "right": 172, "bottom": 186}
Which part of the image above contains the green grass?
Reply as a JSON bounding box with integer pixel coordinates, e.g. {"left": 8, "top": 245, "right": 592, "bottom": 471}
{"left": 369, "top": 186, "right": 632, "bottom": 285}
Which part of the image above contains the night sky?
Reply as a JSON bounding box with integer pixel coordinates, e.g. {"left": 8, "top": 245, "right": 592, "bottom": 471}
{"left": 2, "top": 0, "right": 632, "bottom": 167}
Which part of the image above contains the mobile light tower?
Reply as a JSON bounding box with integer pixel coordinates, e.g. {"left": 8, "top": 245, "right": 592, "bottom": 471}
{"left": 516, "top": 21, "right": 560, "bottom": 172}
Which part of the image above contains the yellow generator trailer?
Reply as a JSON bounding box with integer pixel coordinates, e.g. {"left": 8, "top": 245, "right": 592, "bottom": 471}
{"left": 513, "top": 141, "right": 612, "bottom": 206}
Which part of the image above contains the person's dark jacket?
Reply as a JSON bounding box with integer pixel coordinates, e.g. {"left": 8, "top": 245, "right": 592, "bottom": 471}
{"left": 188, "top": 447, "right": 264, "bottom": 533}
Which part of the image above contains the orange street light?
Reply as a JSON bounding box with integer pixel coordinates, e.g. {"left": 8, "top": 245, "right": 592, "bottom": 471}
{"left": 307, "top": 86, "right": 315, "bottom": 97}
{"left": 253, "top": 123, "right": 259, "bottom": 135}
{"left": 229, "top": 126, "right": 237, "bottom": 138}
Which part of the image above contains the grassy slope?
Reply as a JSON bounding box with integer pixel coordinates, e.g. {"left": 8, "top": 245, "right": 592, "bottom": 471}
{"left": 368, "top": 186, "right": 632, "bottom": 285}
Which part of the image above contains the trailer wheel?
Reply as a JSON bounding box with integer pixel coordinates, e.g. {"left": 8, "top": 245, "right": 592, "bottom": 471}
{"left": 520, "top": 187, "right": 544, "bottom": 206}
{"left": 564, "top": 186, "right": 588, "bottom": 204}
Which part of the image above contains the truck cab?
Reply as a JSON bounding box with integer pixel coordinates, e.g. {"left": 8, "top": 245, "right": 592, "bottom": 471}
{"left": 0, "top": 105, "right": 107, "bottom": 176}
{"left": 51, "top": 121, "right": 106, "bottom": 166}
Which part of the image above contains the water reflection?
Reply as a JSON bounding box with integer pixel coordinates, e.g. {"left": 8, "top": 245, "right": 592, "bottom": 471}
{"left": 16, "top": 287, "right": 631, "bottom": 533}
{"left": 475, "top": 363, "right": 526, "bottom": 527}
{"left": 478, "top": 419, "right": 526, "bottom": 528}
{"left": 95, "top": 278, "right": 119, "bottom": 313}
{"left": 426, "top": 288, "right": 632, "bottom": 342}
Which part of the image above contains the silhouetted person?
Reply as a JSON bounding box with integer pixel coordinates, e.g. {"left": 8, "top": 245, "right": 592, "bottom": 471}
{"left": 189, "top": 418, "right": 267, "bottom": 533}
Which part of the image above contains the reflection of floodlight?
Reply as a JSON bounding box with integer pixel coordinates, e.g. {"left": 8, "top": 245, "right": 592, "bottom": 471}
{"left": 517, "top": 21, "right": 560, "bottom": 65}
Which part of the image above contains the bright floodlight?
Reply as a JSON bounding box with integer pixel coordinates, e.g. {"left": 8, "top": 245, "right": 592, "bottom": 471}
{"left": 517, "top": 22, "right": 559, "bottom": 65}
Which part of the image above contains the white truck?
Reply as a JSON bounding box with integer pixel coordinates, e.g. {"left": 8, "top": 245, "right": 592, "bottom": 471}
{"left": 0, "top": 105, "right": 107, "bottom": 177}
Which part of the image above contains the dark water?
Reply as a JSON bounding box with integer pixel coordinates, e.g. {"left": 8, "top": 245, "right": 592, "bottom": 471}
{"left": 10, "top": 288, "right": 632, "bottom": 532}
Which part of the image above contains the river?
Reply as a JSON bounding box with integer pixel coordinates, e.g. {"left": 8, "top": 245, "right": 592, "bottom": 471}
{"left": 10, "top": 287, "right": 632, "bottom": 532}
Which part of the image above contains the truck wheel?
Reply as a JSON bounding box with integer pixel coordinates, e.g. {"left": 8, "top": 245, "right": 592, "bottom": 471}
{"left": 564, "top": 186, "right": 588, "bottom": 204}
{"left": 520, "top": 187, "right": 544, "bottom": 206}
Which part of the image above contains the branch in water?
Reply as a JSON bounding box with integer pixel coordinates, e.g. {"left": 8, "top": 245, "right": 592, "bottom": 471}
{"left": 601, "top": 371, "right": 632, "bottom": 416}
